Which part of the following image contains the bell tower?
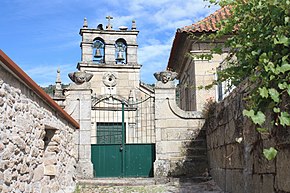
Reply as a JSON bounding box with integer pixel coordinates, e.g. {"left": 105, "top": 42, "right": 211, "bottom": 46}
{"left": 77, "top": 16, "right": 140, "bottom": 97}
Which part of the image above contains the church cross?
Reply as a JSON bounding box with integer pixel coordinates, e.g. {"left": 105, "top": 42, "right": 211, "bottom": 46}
{"left": 106, "top": 16, "right": 113, "bottom": 30}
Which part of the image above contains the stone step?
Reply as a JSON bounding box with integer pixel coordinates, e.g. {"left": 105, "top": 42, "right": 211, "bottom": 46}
{"left": 76, "top": 178, "right": 224, "bottom": 193}
{"left": 186, "top": 147, "right": 207, "bottom": 155}
{"left": 190, "top": 139, "right": 207, "bottom": 147}
{"left": 78, "top": 178, "right": 156, "bottom": 187}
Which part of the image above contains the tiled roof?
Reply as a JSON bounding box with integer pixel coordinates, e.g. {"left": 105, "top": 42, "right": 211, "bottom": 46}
{"left": 178, "top": 6, "right": 232, "bottom": 33}
{"left": 0, "top": 50, "right": 79, "bottom": 129}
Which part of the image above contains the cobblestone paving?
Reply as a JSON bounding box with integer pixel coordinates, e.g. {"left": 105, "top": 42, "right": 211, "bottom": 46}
{"left": 75, "top": 179, "right": 224, "bottom": 193}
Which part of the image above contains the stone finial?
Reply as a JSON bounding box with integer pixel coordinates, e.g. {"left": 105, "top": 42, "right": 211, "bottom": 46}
{"left": 131, "top": 20, "right": 136, "bottom": 30}
{"left": 83, "top": 18, "right": 88, "bottom": 28}
{"left": 106, "top": 16, "right": 113, "bottom": 30}
{"left": 154, "top": 70, "right": 178, "bottom": 84}
{"left": 68, "top": 71, "right": 93, "bottom": 85}
{"left": 55, "top": 68, "right": 62, "bottom": 90}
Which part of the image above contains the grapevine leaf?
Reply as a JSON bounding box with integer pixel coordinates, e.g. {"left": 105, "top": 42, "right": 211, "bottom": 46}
{"left": 243, "top": 110, "right": 265, "bottom": 125}
{"left": 279, "top": 112, "right": 290, "bottom": 126}
{"left": 274, "top": 35, "right": 289, "bottom": 46}
{"left": 268, "top": 88, "right": 280, "bottom": 103}
{"left": 273, "top": 107, "right": 280, "bottom": 113}
{"left": 263, "top": 147, "right": 278, "bottom": 161}
{"left": 258, "top": 87, "right": 268, "bottom": 98}
{"left": 278, "top": 82, "right": 287, "bottom": 89}
{"left": 280, "top": 63, "right": 290, "bottom": 73}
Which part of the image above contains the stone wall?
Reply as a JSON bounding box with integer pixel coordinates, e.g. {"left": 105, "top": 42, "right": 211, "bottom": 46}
{"left": 205, "top": 81, "right": 290, "bottom": 193}
{"left": 0, "top": 64, "right": 77, "bottom": 192}
{"left": 154, "top": 80, "right": 207, "bottom": 179}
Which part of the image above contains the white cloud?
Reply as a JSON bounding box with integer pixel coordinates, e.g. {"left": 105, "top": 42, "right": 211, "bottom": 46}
{"left": 139, "top": 44, "right": 171, "bottom": 64}
{"left": 24, "top": 63, "right": 74, "bottom": 86}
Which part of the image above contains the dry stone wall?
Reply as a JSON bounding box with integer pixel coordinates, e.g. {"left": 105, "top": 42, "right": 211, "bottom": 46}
{"left": 0, "top": 65, "right": 77, "bottom": 193}
{"left": 204, "top": 81, "right": 290, "bottom": 193}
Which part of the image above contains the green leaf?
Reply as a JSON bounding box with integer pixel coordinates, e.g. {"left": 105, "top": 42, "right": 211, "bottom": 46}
{"left": 243, "top": 110, "right": 266, "bottom": 126}
{"left": 279, "top": 112, "right": 290, "bottom": 126}
{"left": 258, "top": 87, "right": 268, "bottom": 98}
{"left": 280, "top": 63, "right": 290, "bottom": 73}
{"left": 278, "top": 82, "right": 287, "bottom": 89}
{"left": 268, "top": 88, "right": 280, "bottom": 103}
{"left": 273, "top": 107, "right": 280, "bottom": 113}
{"left": 274, "top": 35, "right": 289, "bottom": 46}
{"left": 263, "top": 147, "right": 278, "bottom": 161}
{"left": 259, "top": 53, "right": 268, "bottom": 63}
{"left": 256, "top": 127, "right": 268, "bottom": 133}
{"left": 243, "top": 109, "right": 255, "bottom": 117}
{"left": 285, "top": 16, "right": 290, "bottom": 24}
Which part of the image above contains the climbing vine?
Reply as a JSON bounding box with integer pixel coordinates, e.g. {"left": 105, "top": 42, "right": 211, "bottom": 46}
{"left": 199, "top": 0, "right": 290, "bottom": 160}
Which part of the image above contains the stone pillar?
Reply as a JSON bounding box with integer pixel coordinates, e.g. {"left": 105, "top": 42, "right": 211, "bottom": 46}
{"left": 154, "top": 80, "right": 176, "bottom": 178}
{"left": 153, "top": 71, "right": 205, "bottom": 179}
{"left": 65, "top": 82, "right": 93, "bottom": 178}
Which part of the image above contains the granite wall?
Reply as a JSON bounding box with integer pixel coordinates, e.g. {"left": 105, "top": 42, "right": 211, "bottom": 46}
{"left": 0, "top": 64, "right": 78, "bottom": 193}
{"left": 205, "top": 81, "right": 290, "bottom": 193}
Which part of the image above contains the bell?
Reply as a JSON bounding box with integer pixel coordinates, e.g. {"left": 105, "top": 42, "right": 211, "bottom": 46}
{"left": 94, "top": 48, "right": 102, "bottom": 58}
{"left": 116, "top": 51, "right": 124, "bottom": 62}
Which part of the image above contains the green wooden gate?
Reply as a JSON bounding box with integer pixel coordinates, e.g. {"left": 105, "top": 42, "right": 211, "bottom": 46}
{"left": 91, "top": 95, "right": 155, "bottom": 177}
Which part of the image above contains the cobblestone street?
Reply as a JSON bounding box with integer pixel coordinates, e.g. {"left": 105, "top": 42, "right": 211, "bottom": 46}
{"left": 76, "top": 178, "right": 224, "bottom": 193}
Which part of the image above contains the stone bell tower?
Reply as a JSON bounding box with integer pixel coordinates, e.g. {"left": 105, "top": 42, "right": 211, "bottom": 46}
{"left": 77, "top": 16, "right": 141, "bottom": 97}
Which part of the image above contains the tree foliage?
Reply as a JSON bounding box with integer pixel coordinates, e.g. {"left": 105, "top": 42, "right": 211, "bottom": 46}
{"left": 204, "top": 0, "right": 290, "bottom": 159}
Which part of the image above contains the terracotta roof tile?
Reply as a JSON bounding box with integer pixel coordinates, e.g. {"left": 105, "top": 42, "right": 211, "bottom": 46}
{"left": 178, "top": 6, "right": 232, "bottom": 33}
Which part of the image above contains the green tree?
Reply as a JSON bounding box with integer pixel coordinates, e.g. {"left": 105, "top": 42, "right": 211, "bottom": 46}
{"left": 204, "top": 0, "right": 290, "bottom": 159}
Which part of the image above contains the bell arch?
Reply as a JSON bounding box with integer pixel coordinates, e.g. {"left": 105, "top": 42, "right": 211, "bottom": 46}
{"left": 115, "top": 38, "right": 127, "bottom": 64}
{"left": 92, "top": 38, "right": 105, "bottom": 63}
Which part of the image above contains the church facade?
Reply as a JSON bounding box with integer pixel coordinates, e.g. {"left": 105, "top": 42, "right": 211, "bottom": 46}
{"left": 53, "top": 17, "right": 206, "bottom": 180}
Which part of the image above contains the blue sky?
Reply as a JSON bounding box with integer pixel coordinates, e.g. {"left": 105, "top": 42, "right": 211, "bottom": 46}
{"left": 0, "top": 0, "right": 218, "bottom": 86}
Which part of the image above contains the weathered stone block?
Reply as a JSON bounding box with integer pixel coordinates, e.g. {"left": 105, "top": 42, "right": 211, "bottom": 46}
{"left": 225, "top": 169, "right": 244, "bottom": 193}
{"left": 154, "top": 159, "right": 170, "bottom": 177}
{"left": 44, "top": 165, "right": 57, "bottom": 176}
{"left": 33, "top": 165, "right": 44, "bottom": 182}
{"left": 276, "top": 148, "right": 290, "bottom": 192}
{"left": 3, "top": 169, "right": 12, "bottom": 185}
{"left": 253, "top": 147, "right": 275, "bottom": 174}
{"left": 225, "top": 144, "right": 244, "bottom": 169}
{"left": 161, "top": 128, "right": 200, "bottom": 141}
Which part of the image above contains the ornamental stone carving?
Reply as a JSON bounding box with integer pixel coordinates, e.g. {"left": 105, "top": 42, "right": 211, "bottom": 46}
{"left": 102, "top": 72, "right": 117, "bottom": 87}
{"left": 68, "top": 71, "right": 93, "bottom": 84}
{"left": 154, "top": 70, "right": 178, "bottom": 83}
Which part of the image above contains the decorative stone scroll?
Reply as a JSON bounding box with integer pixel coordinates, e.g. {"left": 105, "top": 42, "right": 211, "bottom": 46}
{"left": 68, "top": 71, "right": 93, "bottom": 84}
{"left": 154, "top": 70, "right": 178, "bottom": 83}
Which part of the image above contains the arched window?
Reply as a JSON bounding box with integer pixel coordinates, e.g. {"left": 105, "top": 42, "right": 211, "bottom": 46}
{"left": 92, "top": 38, "right": 105, "bottom": 63}
{"left": 115, "top": 39, "right": 127, "bottom": 64}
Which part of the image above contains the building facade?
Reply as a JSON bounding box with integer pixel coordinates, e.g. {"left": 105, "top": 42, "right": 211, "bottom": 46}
{"left": 167, "top": 6, "right": 232, "bottom": 112}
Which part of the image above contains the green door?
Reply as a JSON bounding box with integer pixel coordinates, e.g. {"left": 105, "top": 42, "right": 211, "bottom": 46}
{"left": 92, "top": 123, "right": 124, "bottom": 177}
{"left": 91, "top": 98, "right": 156, "bottom": 177}
{"left": 91, "top": 122, "right": 155, "bottom": 177}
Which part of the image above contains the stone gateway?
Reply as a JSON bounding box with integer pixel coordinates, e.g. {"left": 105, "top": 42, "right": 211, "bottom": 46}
{"left": 53, "top": 17, "right": 207, "bottom": 180}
